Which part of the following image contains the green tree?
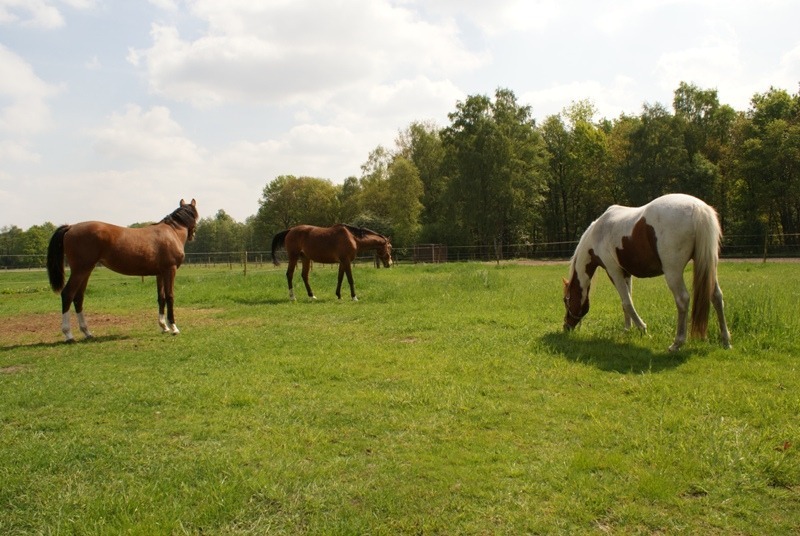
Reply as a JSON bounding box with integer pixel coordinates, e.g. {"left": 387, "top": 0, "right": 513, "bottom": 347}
{"left": 441, "top": 88, "right": 546, "bottom": 254}
{"left": 730, "top": 87, "right": 800, "bottom": 247}
{"left": 396, "top": 121, "right": 447, "bottom": 240}
{"left": 672, "top": 82, "right": 737, "bottom": 210}
{"left": 386, "top": 157, "right": 424, "bottom": 246}
{"left": 624, "top": 102, "right": 689, "bottom": 204}
{"left": 541, "top": 100, "right": 612, "bottom": 243}
{"left": 254, "top": 175, "right": 341, "bottom": 241}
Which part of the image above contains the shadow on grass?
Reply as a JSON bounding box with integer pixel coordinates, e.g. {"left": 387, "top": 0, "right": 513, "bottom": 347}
{"left": 232, "top": 296, "right": 291, "bottom": 306}
{"left": 540, "top": 331, "right": 695, "bottom": 373}
{"left": 1, "top": 334, "right": 130, "bottom": 352}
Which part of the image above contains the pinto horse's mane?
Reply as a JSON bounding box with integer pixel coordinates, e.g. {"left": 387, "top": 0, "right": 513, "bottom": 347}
{"left": 160, "top": 204, "right": 198, "bottom": 230}
{"left": 342, "top": 224, "right": 387, "bottom": 241}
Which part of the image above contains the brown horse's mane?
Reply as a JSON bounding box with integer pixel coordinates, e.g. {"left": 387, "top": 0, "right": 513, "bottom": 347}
{"left": 159, "top": 204, "right": 198, "bottom": 231}
{"left": 342, "top": 224, "right": 387, "bottom": 241}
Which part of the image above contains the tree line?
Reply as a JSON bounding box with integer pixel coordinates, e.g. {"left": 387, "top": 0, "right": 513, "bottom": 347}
{"left": 3, "top": 82, "right": 799, "bottom": 268}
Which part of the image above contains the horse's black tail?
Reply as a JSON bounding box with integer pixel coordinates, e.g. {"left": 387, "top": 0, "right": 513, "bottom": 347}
{"left": 47, "top": 225, "right": 70, "bottom": 292}
{"left": 271, "top": 230, "right": 289, "bottom": 266}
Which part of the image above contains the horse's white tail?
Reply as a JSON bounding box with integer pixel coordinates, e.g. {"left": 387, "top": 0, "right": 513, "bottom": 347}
{"left": 691, "top": 202, "right": 722, "bottom": 338}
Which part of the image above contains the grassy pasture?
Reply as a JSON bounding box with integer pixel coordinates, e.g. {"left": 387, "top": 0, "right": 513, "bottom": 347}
{"left": 1, "top": 260, "right": 798, "bottom": 534}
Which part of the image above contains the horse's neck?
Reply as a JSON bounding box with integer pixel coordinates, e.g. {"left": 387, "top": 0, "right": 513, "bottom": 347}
{"left": 354, "top": 233, "right": 385, "bottom": 250}
{"left": 571, "top": 233, "right": 602, "bottom": 288}
{"left": 162, "top": 222, "right": 190, "bottom": 244}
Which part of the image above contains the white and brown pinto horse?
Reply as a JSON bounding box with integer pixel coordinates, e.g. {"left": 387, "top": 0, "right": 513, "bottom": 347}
{"left": 47, "top": 199, "right": 198, "bottom": 342}
{"left": 563, "top": 193, "right": 731, "bottom": 351}
{"left": 271, "top": 224, "right": 392, "bottom": 301}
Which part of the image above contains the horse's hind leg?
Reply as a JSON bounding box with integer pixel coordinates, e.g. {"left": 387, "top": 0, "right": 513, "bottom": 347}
{"left": 286, "top": 255, "right": 298, "bottom": 300}
{"left": 664, "top": 270, "right": 690, "bottom": 352}
{"left": 712, "top": 280, "right": 732, "bottom": 349}
{"left": 300, "top": 257, "right": 316, "bottom": 299}
{"left": 73, "top": 274, "right": 94, "bottom": 339}
{"left": 59, "top": 270, "right": 91, "bottom": 342}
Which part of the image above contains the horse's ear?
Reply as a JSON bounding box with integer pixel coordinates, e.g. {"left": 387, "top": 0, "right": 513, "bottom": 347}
{"left": 180, "top": 199, "right": 186, "bottom": 206}
{"left": 190, "top": 198, "right": 196, "bottom": 207}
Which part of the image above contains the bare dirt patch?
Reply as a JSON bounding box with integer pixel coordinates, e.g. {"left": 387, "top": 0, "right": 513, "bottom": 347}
{"left": 1, "top": 364, "right": 30, "bottom": 374}
{"left": 0, "top": 309, "right": 221, "bottom": 347}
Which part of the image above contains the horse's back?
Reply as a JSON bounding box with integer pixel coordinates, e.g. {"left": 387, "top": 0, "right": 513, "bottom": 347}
{"left": 64, "top": 221, "right": 184, "bottom": 276}
{"left": 285, "top": 224, "right": 356, "bottom": 263}
{"left": 590, "top": 194, "right": 714, "bottom": 277}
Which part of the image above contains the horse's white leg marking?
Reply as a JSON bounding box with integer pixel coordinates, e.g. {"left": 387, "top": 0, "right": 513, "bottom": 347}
{"left": 664, "top": 270, "right": 690, "bottom": 352}
{"left": 76, "top": 312, "right": 93, "bottom": 338}
{"left": 352, "top": 295, "right": 358, "bottom": 302}
{"left": 712, "top": 282, "right": 732, "bottom": 349}
{"left": 289, "top": 288, "right": 296, "bottom": 301}
{"left": 170, "top": 323, "right": 180, "bottom": 335}
{"left": 61, "top": 312, "right": 75, "bottom": 342}
{"left": 158, "top": 314, "right": 170, "bottom": 333}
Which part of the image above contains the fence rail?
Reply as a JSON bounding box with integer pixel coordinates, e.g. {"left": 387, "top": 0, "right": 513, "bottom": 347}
{"left": 2, "top": 234, "right": 800, "bottom": 270}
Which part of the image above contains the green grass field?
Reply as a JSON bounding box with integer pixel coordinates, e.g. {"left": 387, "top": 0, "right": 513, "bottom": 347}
{"left": 1, "top": 261, "right": 798, "bottom": 534}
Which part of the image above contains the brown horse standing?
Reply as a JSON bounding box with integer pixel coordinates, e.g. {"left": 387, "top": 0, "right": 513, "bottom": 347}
{"left": 46, "top": 199, "right": 198, "bottom": 342}
{"left": 271, "top": 224, "right": 392, "bottom": 301}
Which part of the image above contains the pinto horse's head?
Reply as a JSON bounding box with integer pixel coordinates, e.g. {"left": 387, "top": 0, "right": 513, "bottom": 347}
{"left": 377, "top": 238, "right": 393, "bottom": 268}
{"left": 562, "top": 274, "right": 589, "bottom": 331}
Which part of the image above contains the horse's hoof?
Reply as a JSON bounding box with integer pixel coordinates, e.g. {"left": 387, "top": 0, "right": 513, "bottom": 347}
{"left": 352, "top": 296, "right": 358, "bottom": 302}
{"left": 64, "top": 338, "right": 76, "bottom": 344}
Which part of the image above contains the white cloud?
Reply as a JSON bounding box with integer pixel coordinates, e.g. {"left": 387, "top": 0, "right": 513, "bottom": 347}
{"left": 655, "top": 22, "right": 743, "bottom": 94}
{"left": 522, "top": 76, "right": 640, "bottom": 120}
{"left": 0, "top": 140, "right": 41, "bottom": 163}
{"left": 0, "top": 43, "right": 59, "bottom": 134}
{"left": 84, "top": 55, "right": 101, "bottom": 70}
{"left": 91, "top": 104, "right": 204, "bottom": 167}
{"left": 130, "top": 1, "right": 485, "bottom": 108}
{"left": 0, "top": 0, "right": 64, "bottom": 28}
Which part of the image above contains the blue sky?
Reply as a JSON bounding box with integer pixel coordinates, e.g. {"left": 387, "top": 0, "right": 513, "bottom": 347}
{"left": 2, "top": 0, "right": 799, "bottom": 228}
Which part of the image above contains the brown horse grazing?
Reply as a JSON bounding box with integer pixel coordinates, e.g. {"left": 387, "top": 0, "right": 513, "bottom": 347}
{"left": 46, "top": 199, "right": 199, "bottom": 342}
{"left": 271, "top": 224, "right": 392, "bottom": 301}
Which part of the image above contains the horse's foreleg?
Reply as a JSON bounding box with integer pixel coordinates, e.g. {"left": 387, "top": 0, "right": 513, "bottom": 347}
{"left": 345, "top": 264, "right": 356, "bottom": 301}
{"left": 712, "top": 281, "right": 732, "bottom": 349}
{"left": 156, "top": 274, "right": 169, "bottom": 332}
{"left": 300, "top": 258, "right": 315, "bottom": 299}
{"left": 664, "top": 271, "right": 690, "bottom": 352}
{"left": 610, "top": 271, "right": 647, "bottom": 333}
{"left": 163, "top": 267, "right": 179, "bottom": 335}
{"left": 622, "top": 276, "right": 633, "bottom": 330}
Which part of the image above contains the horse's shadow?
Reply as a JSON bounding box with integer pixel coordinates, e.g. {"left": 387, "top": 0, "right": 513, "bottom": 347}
{"left": 540, "top": 331, "right": 696, "bottom": 374}
{"left": 232, "top": 296, "right": 300, "bottom": 306}
{"left": 1, "top": 334, "right": 129, "bottom": 352}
